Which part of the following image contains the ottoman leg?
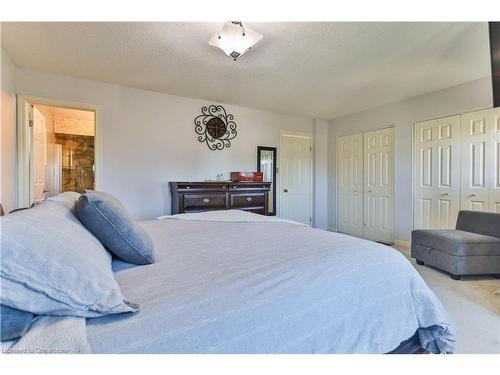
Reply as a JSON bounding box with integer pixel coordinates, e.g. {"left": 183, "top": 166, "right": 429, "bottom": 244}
{"left": 450, "top": 274, "right": 461, "bottom": 280}
{"left": 416, "top": 260, "right": 424, "bottom": 265}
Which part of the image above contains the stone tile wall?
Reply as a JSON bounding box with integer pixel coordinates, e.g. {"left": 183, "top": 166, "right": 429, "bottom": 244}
{"left": 55, "top": 133, "right": 95, "bottom": 192}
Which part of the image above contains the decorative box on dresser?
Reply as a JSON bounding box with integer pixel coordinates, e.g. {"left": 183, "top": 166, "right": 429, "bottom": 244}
{"left": 169, "top": 182, "right": 271, "bottom": 215}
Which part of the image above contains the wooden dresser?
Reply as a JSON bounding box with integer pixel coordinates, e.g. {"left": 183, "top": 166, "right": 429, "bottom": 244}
{"left": 169, "top": 181, "right": 271, "bottom": 215}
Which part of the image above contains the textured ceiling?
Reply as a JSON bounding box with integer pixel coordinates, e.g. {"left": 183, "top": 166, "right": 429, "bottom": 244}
{"left": 1, "top": 22, "right": 491, "bottom": 119}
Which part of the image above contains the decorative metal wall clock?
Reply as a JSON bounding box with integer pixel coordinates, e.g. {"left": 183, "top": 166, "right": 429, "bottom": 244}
{"left": 194, "top": 105, "right": 237, "bottom": 150}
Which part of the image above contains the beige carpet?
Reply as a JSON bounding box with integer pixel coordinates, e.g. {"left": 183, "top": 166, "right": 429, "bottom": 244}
{"left": 394, "top": 245, "right": 500, "bottom": 354}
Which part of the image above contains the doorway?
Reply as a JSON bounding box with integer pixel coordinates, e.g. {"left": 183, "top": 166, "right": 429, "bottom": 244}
{"left": 279, "top": 132, "right": 313, "bottom": 225}
{"left": 17, "top": 96, "right": 98, "bottom": 207}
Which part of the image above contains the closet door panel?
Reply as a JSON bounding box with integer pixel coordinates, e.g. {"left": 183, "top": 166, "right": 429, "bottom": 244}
{"left": 461, "top": 110, "right": 491, "bottom": 211}
{"left": 414, "top": 120, "right": 435, "bottom": 229}
{"left": 337, "top": 133, "right": 364, "bottom": 237}
{"left": 434, "top": 116, "right": 461, "bottom": 228}
{"left": 363, "top": 127, "right": 394, "bottom": 243}
{"left": 438, "top": 198, "right": 453, "bottom": 228}
{"left": 419, "top": 198, "right": 432, "bottom": 228}
{"left": 414, "top": 115, "right": 460, "bottom": 229}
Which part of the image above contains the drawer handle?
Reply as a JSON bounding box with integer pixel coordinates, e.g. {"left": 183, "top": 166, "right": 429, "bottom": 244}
{"left": 203, "top": 198, "right": 210, "bottom": 203}
{"left": 232, "top": 186, "right": 237, "bottom": 189}
{"left": 246, "top": 197, "right": 252, "bottom": 202}
{"left": 222, "top": 186, "right": 226, "bottom": 189}
{"left": 186, "top": 186, "right": 191, "bottom": 189}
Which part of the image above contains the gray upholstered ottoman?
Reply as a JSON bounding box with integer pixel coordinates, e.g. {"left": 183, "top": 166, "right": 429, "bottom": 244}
{"left": 411, "top": 210, "right": 500, "bottom": 280}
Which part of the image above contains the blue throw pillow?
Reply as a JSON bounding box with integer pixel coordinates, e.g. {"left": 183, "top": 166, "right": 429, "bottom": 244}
{"left": 77, "top": 191, "right": 155, "bottom": 265}
{"left": 0, "top": 305, "right": 35, "bottom": 342}
{"left": 0, "top": 201, "right": 137, "bottom": 317}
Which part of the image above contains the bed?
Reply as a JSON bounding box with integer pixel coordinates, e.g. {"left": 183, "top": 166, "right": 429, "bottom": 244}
{"left": 79, "top": 210, "right": 455, "bottom": 354}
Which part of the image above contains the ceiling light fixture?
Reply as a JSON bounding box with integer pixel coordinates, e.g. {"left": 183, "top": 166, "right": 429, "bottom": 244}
{"left": 208, "top": 21, "right": 263, "bottom": 61}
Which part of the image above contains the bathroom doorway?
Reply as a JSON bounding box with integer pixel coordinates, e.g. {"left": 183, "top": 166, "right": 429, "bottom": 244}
{"left": 17, "top": 96, "right": 98, "bottom": 207}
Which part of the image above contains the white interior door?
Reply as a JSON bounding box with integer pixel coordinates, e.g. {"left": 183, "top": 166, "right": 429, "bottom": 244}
{"left": 32, "top": 105, "right": 47, "bottom": 203}
{"left": 337, "top": 133, "right": 363, "bottom": 237}
{"left": 490, "top": 108, "right": 500, "bottom": 213}
{"left": 414, "top": 115, "right": 461, "bottom": 229}
{"left": 461, "top": 109, "right": 491, "bottom": 212}
{"left": 363, "top": 127, "right": 394, "bottom": 243}
{"left": 280, "top": 133, "right": 312, "bottom": 225}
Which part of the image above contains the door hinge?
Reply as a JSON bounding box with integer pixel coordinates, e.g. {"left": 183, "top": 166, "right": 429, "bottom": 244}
{"left": 310, "top": 146, "right": 312, "bottom": 152}
{"left": 310, "top": 217, "right": 312, "bottom": 223}
{"left": 28, "top": 120, "right": 33, "bottom": 127}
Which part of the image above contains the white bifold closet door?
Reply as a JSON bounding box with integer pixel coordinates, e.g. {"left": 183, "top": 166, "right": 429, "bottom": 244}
{"left": 363, "top": 128, "right": 395, "bottom": 243}
{"left": 337, "top": 133, "right": 364, "bottom": 237}
{"left": 337, "top": 128, "right": 394, "bottom": 243}
{"left": 460, "top": 107, "right": 500, "bottom": 213}
{"left": 414, "top": 107, "right": 500, "bottom": 231}
{"left": 414, "top": 115, "right": 461, "bottom": 229}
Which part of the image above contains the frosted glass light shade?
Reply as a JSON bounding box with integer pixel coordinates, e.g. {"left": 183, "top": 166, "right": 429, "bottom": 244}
{"left": 209, "top": 22, "right": 263, "bottom": 60}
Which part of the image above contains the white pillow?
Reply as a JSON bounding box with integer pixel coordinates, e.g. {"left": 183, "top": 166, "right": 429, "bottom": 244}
{"left": 0, "top": 200, "right": 138, "bottom": 317}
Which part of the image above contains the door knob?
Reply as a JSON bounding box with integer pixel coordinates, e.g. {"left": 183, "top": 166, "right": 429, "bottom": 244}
{"left": 283, "top": 189, "right": 288, "bottom": 193}
{"left": 441, "top": 193, "right": 449, "bottom": 196}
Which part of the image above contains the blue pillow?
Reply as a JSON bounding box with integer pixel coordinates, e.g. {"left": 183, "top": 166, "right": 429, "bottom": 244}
{"left": 0, "top": 305, "right": 35, "bottom": 341}
{"left": 76, "top": 191, "right": 155, "bottom": 265}
{"left": 0, "top": 201, "right": 137, "bottom": 317}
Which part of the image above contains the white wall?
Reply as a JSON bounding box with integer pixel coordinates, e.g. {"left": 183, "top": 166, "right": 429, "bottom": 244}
{"left": 328, "top": 77, "right": 493, "bottom": 242}
{"left": 313, "top": 119, "right": 328, "bottom": 229}
{"left": 13, "top": 67, "right": 325, "bottom": 222}
{"left": 1, "top": 48, "right": 17, "bottom": 213}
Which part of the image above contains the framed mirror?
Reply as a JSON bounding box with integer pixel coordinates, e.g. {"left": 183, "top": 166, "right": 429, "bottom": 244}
{"left": 257, "top": 146, "right": 277, "bottom": 215}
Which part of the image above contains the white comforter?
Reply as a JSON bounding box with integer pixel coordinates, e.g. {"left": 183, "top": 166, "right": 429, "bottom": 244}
{"left": 85, "top": 211, "right": 455, "bottom": 353}
{"left": 6, "top": 211, "right": 455, "bottom": 353}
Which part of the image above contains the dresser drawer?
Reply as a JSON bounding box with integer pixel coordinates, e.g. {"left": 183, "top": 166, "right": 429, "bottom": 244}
{"left": 170, "top": 182, "right": 271, "bottom": 215}
{"left": 230, "top": 193, "right": 266, "bottom": 208}
{"left": 229, "top": 183, "right": 269, "bottom": 191}
{"left": 177, "top": 183, "right": 227, "bottom": 191}
{"left": 182, "top": 193, "right": 226, "bottom": 210}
